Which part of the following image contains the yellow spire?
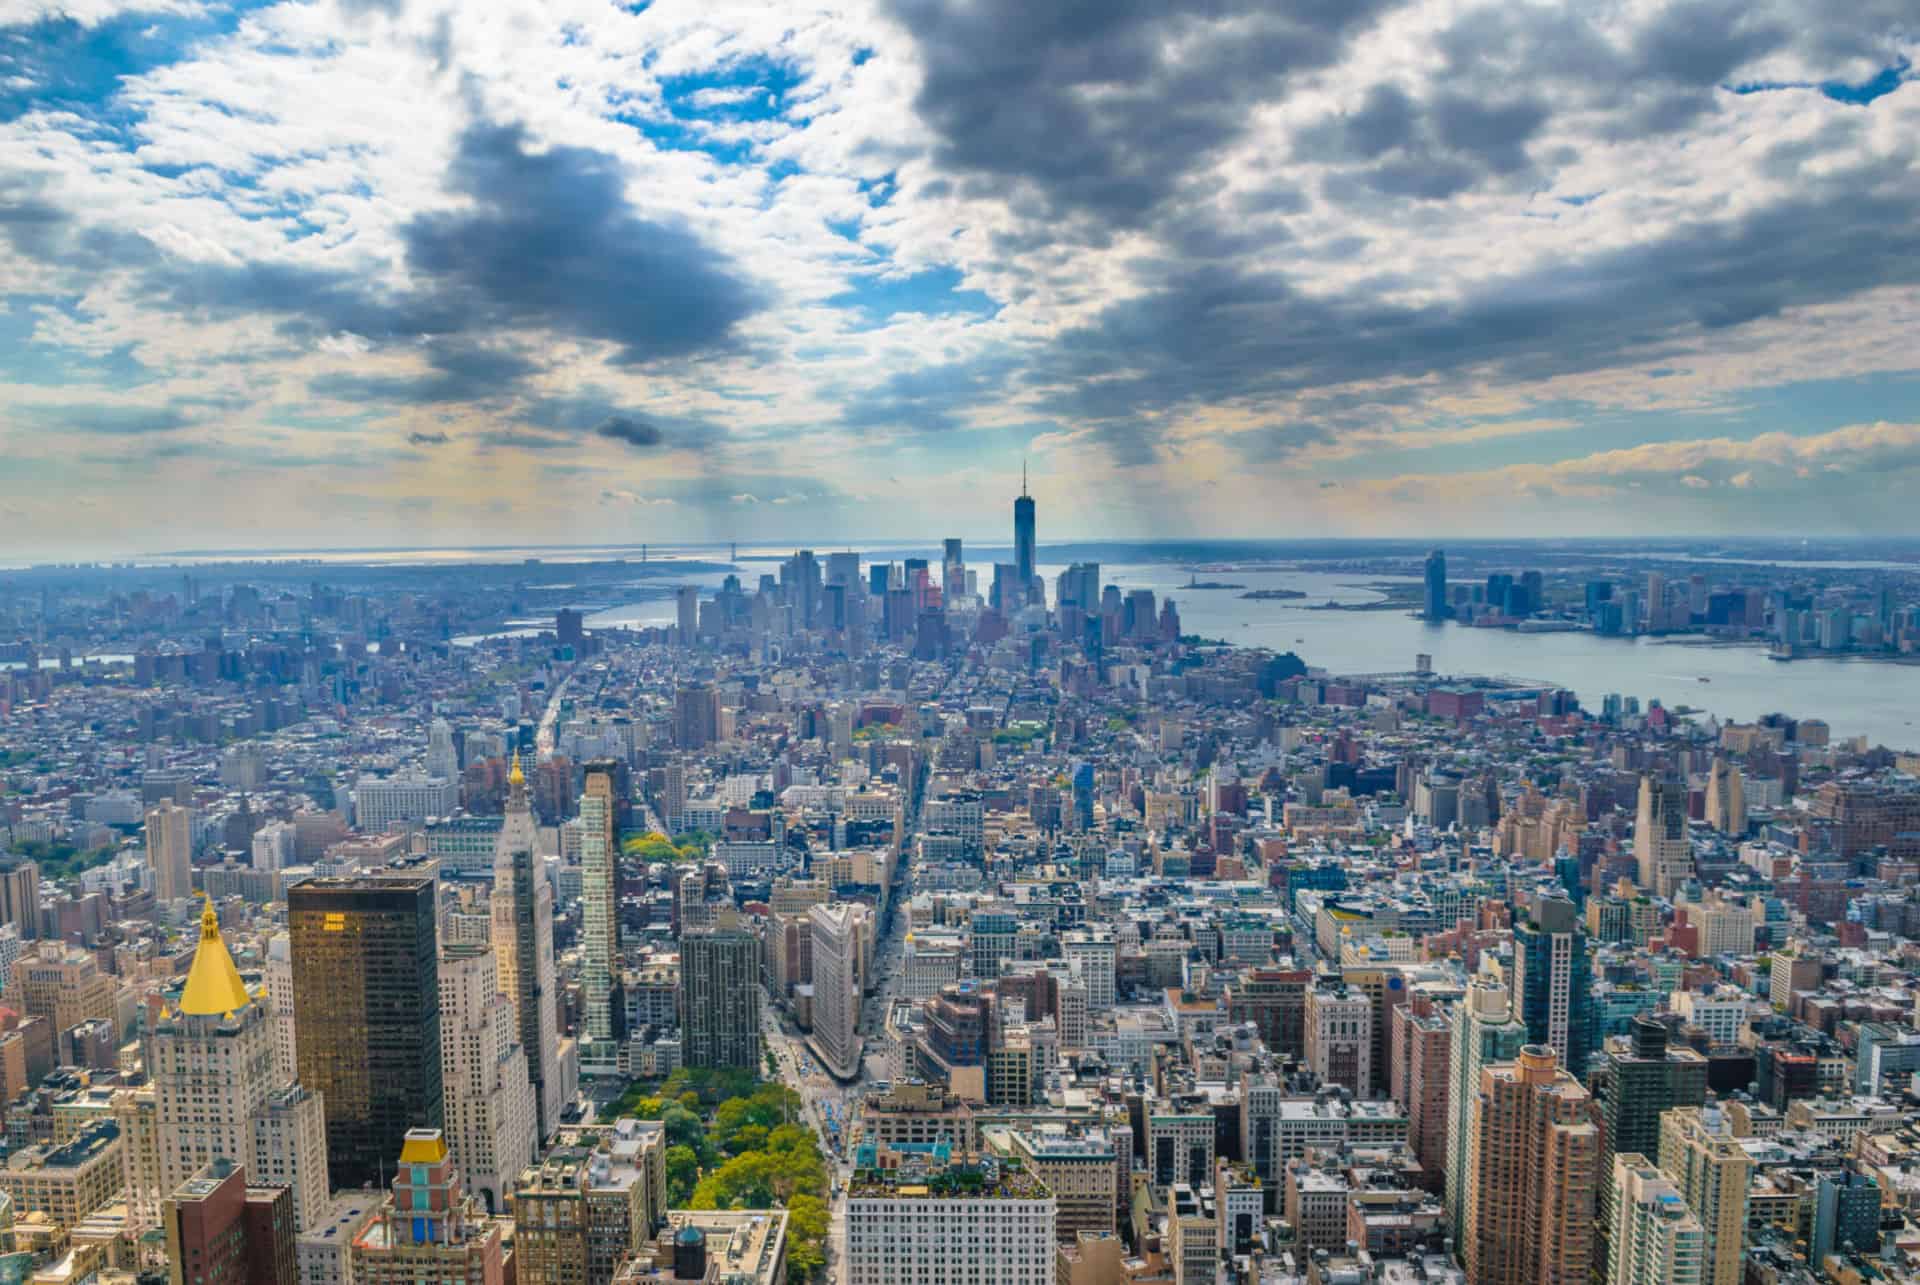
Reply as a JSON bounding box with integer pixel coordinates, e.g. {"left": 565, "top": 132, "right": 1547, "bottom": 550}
{"left": 509, "top": 751, "right": 525, "bottom": 786}
{"left": 179, "top": 896, "right": 253, "bottom": 1018}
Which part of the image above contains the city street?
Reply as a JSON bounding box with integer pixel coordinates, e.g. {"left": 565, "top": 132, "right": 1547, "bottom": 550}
{"left": 759, "top": 826, "right": 916, "bottom": 1279}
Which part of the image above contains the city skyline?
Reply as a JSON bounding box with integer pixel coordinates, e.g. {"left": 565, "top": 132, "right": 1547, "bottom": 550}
{"left": 2, "top": 2, "right": 1919, "bottom": 556}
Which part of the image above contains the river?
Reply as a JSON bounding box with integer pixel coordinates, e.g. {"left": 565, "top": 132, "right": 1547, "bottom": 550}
{"left": 1068, "top": 561, "right": 1920, "bottom": 753}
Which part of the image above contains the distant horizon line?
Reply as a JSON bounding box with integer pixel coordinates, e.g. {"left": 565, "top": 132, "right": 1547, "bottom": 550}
{"left": 111, "top": 533, "right": 1920, "bottom": 559}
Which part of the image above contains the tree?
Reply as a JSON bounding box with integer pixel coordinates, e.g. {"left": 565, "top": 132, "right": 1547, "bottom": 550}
{"left": 785, "top": 1192, "right": 830, "bottom": 1282}
{"left": 726, "top": 1124, "right": 769, "bottom": 1157}
{"left": 661, "top": 1104, "right": 706, "bottom": 1157}
{"left": 665, "top": 1145, "right": 699, "bottom": 1205}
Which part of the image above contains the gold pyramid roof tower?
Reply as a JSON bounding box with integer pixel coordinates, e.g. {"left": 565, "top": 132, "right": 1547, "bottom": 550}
{"left": 510, "top": 750, "right": 525, "bottom": 786}
{"left": 179, "top": 896, "right": 253, "bottom": 1018}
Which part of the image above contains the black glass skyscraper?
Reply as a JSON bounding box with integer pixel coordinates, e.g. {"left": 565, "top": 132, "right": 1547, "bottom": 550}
{"left": 1014, "top": 465, "right": 1036, "bottom": 603}
{"left": 289, "top": 874, "right": 443, "bottom": 1189}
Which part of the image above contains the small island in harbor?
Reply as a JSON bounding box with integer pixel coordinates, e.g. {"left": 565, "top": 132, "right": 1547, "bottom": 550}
{"left": 1239, "top": 588, "right": 1308, "bottom": 600}
{"left": 1184, "top": 581, "right": 1247, "bottom": 590}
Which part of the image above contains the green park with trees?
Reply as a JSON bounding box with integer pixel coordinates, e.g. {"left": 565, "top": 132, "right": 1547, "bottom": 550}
{"left": 612, "top": 1067, "right": 831, "bottom": 1281}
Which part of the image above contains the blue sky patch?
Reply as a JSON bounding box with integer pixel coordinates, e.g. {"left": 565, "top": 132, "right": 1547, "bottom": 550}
{"left": 0, "top": 4, "right": 265, "bottom": 125}
{"left": 1728, "top": 58, "right": 1912, "bottom": 107}
{"left": 828, "top": 266, "right": 998, "bottom": 325}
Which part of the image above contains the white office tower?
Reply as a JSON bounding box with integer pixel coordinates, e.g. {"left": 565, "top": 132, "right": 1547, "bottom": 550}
{"left": 250, "top": 1083, "right": 331, "bottom": 1231}
{"left": 152, "top": 901, "right": 274, "bottom": 1192}
{"left": 439, "top": 943, "right": 538, "bottom": 1213}
{"left": 265, "top": 932, "right": 297, "bottom": 1084}
{"left": 251, "top": 820, "right": 294, "bottom": 873}
{"left": 492, "top": 754, "right": 563, "bottom": 1139}
{"left": 846, "top": 1160, "right": 1057, "bottom": 1285}
{"left": 427, "top": 717, "right": 460, "bottom": 784}
{"left": 1063, "top": 930, "right": 1117, "bottom": 1010}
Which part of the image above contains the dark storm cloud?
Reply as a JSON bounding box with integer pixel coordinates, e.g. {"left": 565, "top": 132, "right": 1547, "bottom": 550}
{"left": 1629, "top": 0, "right": 1790, "bottom": 84}
{"left": 1296, "top": 80, "right": 1548, "bottom": 200}
{"left": 4, "top": 120, "right": 763, "bottom": 431}
{"left": 1029, "top": 153, "right": 1920, "bottom": 461}
{"left": 401, "top": 122, "right": 762, "bottom": 366}
{"left": 522, "top": 393, "right": 722, "bottom": 452}
{"left": 883, "top": 0, "right": 1407, "bottom": 228}
{"left": 594, "top": 416, "right": 664, "bottom": 448}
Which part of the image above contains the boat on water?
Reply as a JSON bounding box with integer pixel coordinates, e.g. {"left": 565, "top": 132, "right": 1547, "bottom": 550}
{"left": 1697, "top": 676, "right": 1711, "bottom": 683}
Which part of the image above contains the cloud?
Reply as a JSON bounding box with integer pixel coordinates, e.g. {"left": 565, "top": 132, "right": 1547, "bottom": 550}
{"left": 13, "top": 401, "right": 192, "bottom": 434}
{"left": 593, "top": 416, "right": 665, "bottom": 448}
{"left": 600, "top": 488, "right": 676, "bottom": 507}
{"left": 1354, "top": 421, "right": 1920, "bottom": 526}
{"left": 885, "top": 0, "right": 1406, "bottom": 230}
{"left": 401, "top": 121, "right": 763, "bottom": 366}
{"left": 474, "top": 429, "right": 572, "bottom": 451}
{"left": 2, "top": 0, "right": 1918, "bottom": 551}
{"left": 309, "top": 341, "right": 542, "bottom": 404}
{"left": 1028, "top": 150, "right": 1920, "bottom": 463}
{"left": 838, "top": 355, "right": 1016, "bottom": 436}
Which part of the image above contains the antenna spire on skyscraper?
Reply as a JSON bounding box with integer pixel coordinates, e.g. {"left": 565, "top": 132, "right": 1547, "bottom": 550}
{"left": 1022, "top": 458, "right": 1028, "bottom": 497}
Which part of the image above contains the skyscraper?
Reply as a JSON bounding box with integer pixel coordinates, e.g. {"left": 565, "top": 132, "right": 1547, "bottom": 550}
{"left": 1424, "top": 549, "right": 1449, "bottom": 621}
{"left": 675, "top": 585, "right": 698, "bottom": 646}
{"left": 578, "top": 774, "right": 622, "bottom": 1077}
{"left": 1304, "top": 981, "right": 1372, "bottom": 1096}
{"left": 1013, "top": 464, "right": 1036, "bottom": 605}
{"left": 809, "top": 902, "right": 864, "bottom": 1080}
{"left": 1445, "top": 976, "right": 1530, "bottom": 1232}
{"left": 1589, "top": 1016, "right": 1709, "bottom": 1277}
{"left": 491, "top": 755, "right": 562, "bottom": 1140}
{"left": 1634, "top": 775, "right": 1692, "bottom": 897}
{"left": 674, "top": 683, "right": 720, "bottom": 750}
{"left": 1657, "top": 1107, "right": 1750, "bottom": 1285}
{"left": 250, "top": 1084, "right": 330, "bottom": 1233}
{"left": 153, "top": 899, "right": 274, "bottom": 1194}
{"left": 680, "top": 910, "right": 762, "bottom": 1071}
{"left": 1608, "top": 1155, "right": 1705, "bottom": 1285}
{"left": 1703, "top": 756, "right": 1744, "bottom": 835}
{"left": 1463, "top": 1045, "right": 1597, "bottom": 1285}
{"left": 1512, "top": 894, "right": 1594, "bottom": 1077}
{"left": 943, "top": 537, "right": 965, "bottom": 601}
{"left": 438, "top": 943, "right": 536, "bottom": 1215}
{"left": 146, "top": 800, "right": 194, "bottom": 903}
{"left": 426, "top": 718, "right": 459, "bottom": 784}
{"left": 290, "top": 874, "right": 443, "bottom": 1191}
{"left": 1812, "top": 1172, "right": 1883, "bottom": 1264}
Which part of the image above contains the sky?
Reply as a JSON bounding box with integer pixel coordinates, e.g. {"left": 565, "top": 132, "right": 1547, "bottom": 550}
{"left": 2, "top": 0, "right": 1918, "bottom": 557}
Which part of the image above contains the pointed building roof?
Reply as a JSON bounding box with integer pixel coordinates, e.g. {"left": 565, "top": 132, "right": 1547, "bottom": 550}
{"left": 509, "top": 750, "right": 525, "bottom": 787}
{"left": 179, "top": 896, "right": 253, "bottom": 1018}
